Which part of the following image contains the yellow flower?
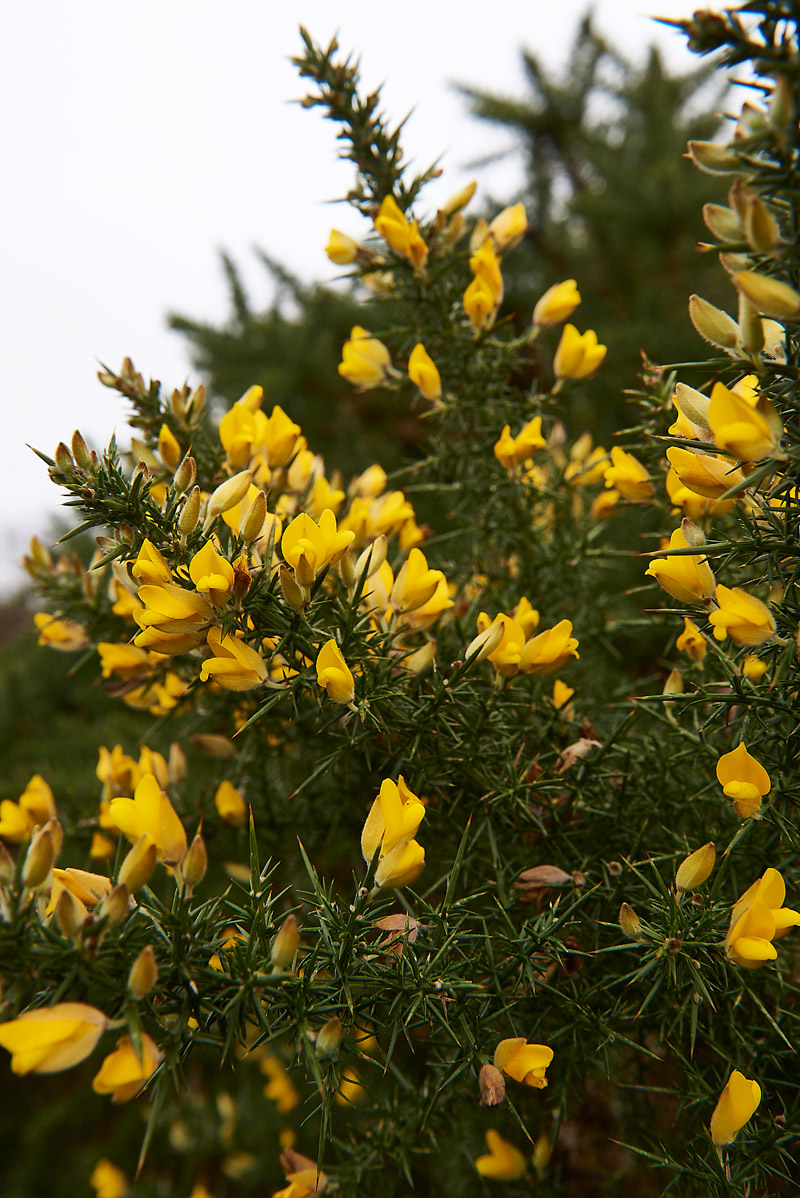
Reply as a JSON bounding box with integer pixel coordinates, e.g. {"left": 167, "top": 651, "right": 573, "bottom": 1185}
{"left": 215, "top": 780, "right": 248, "bottom": 827}
{"left": 554, "top": 323, "right": 607, "bottom": 379}
{"left": 130, "top": 539, "right": 172, "bottom": 586}
{"left": 0, "top": 1002, "right": 109, "bottom": 1075}
{"left": 282, "top": 509, "right": 355, "bottom": 586}
{"left": 469, "top": 239, "right": 503, "bottom": 303}
{"left": 90, "top": 1159, "right": 129, "bottom": 1198}
{"left": 408, "top": 343, "right": 441, "bottom": 401}
{"left": 474, "top": 1130, "right": 527, "bottom": 1181}
{"left": 50, "top": 867, "right": 112, "bottom": 914}
{"left": 725, "top": 868, "right": 800, "bottom": 967}
{"left": 603, "top": 446, "right": 653, "bottom": 500}
{"left": 665, "top": 446, "right": 746, "bottom": 501}
{"left": 488, "top": 202, "right": 527, "bottom": 252}
{"left": 494, "top": 1037, "right": 553, "bottom": 1089}
{"left": 316, "top": 639, "right": 355, "bottom": 704}
{"left": 716, "top": 742, "right": 770, "bottom": 818}
{"left": 374, "top": 195, "right": 428, "bottom": 268}
{"left": 709, "top": 585, "right": 777, "bottom": 646}
{"left": 337, "top": 325, "right": 390, "bottom": 385}
{"left": 188, "top": 541, "right": 235, "bottom": 606}
{"left": 200, "top": 627, "right": 267, "bottom": 691}
{"left": 33, "top": 612, "right": 89, "bottom": 651}
{"left": 533, "top": 279, "right": 581, "bottom": 327}
{"left": 133, "top": 584, "right": 214, "bottom": 655}
{"left": 519, "top": 620, "right": 580, "bottom": 674}
{"left": 361, "top": 776, "right": 425, "bottom": 888}
{"left": 742, "top": 655, "right": 768, "bottom": 682}
{"left": 645, "top": 527, "right": 716, "bottom": 605}
{"left": 552, "top": 679, "right": 575, "bottom": 711}
{"left": 0, "top": 775, "right": 57, "bottom": 843}
{"left": 707, "top": 381, "right": 783, "bottom": 461}
{"left": 710, "top": 1070, "right": 762, "bottom": 1146}
{"left": 463, "top": 275, "right": 498, "bottom": 330}
{"left": 676, "top": 617, "right": 707, "bottom": 663}
{"left": 325, "top": 228, "right": 359, "bottom": 264}
{"left": 110, "top": 773, "right": 187, "bottom": 866}
{"left": 263, "top": 405, "right": 304, "bottom": 468}
{"left": 390, "top": 547, "right": 446, "bottom": 615}
{"left": 157, "top": 424, "right": 182, "bottom": 470}
{"left": 493, "top": 417, "right": 546, "bottom": 468}
{"left": 219, "top": 402, "right": 265, "bottom": 469}
{"left": 92, "top": 1033, "right": 162, "bottom": 1103}
{"left": 261, "top": 1052, "right": 299, "bottom": 1113}
{"left": 732, "top": 269, "right": 800, "bottom": 319}
{"left": 475, "top": 612, "right": 527, "bottom": 677}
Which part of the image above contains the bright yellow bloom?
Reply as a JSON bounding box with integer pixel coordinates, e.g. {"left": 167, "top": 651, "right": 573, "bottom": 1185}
{"left": 463, "top": 274, "right": 498, "bottom": 330}
{"left": 215, "top": 780, "right": 248, "bottom": 827}
{"left": 707, "top": 381, "right": 782, "bottom": 461}
{"left": 0, "top": 775, "right": 57, "bottom": 843}
{"left": 390, "top": 547, "right": 446, "bottom": 615}
{"left": 519, "top": 620, "right": 579, "bottom": 674}
{"left": 133, "top": 584, "right": 214, "bottom": 655}
{"left": 676, "top": 616, "right": 707, "bottom": 663}
{"left": 552, "top": 679, "right": 575, "bottom": 710}
{"left": 475, "top": 612, "right": 527, "bottom": 677}
{"left": 675, "top": 842, "right": 716, "bottom": 892}
{"left": 131, "top": 539, "right": 172, "bottom": 586}
{"left": 189, "top": 541, "right": 234, "bottom": 606}
{"left": 219, "top": 402, "right": 264, "bottom": 468}
{"left": 645, "top": 528, "right": 716, "bottom": 605}
{"left": 488, "top": 202, "right": 527, "bottom": 252}
{"left": 325, "top": 228, "right": 359, "bottom": 264}
{"left": 337, "top": 325, "right": 390, "bottom": 385}
{"left": 533, "top": 279, "right": 580, "bottom": 326}
{"left": 396, "top": 575, "right": 453, "bottom": 633}
{"left": 200, "top": 627, "right": 267, "bottom": 691}
{"left": 725, "top": 868, "right": 800, "bottom": 967}
{"left": 0, "top": 1003, "right": 109, "bottom": 1075}
{"left": 474, "top": 1130, "right": 527, "bottom": 1181}
{"left": 493, "top": 417, "right": 546, "bottom": 468}
{"left": 665, "top": 466, "right": 734, "bottom": 520}
{"left": 316, "top": 639, "right": 355, "bottom": 704}
{"left": 666, "top": 446, "right": 745, "bottom": 504}
{"left": 50, "top": 867, "right": 112, "bottom": 913}
{"left": 90, "top": 1159, "right": 129, "bottom": 1198}
{"left": 374, "top": 195, "right": 428, "bottom": 268}
{"left": 710, "top": 1070, "right": 761, "bottom": 1147}
{"left": 96, "top": 745, "right": 141, "bottom": 800}
{"left": 33, "top": 612, "right": 89, "bottom": 651}
{"left": 603, "top": 446, "right": 653, "bottom": 500}
{"left": 282, "top": 509, "right": 355, "bottom": 586}
{"left": 716, "top": 742, "right": 770, "bottom": 818}
{"left": 92, "top": 1033, "right": 162, "bottom": 1103}
{"left": 263, "top": 405, "right": 304, "bottom": 468}
{"left": 494, "top": 1038, "right": 553, "bottom": 1089}
{"left": 361, "top": 777, "right": 425, "bottom": 888}
{"left": 96, "top": 642, "right": 151, "bottom": 680}
{"left": 554, "top": 323, "right": 607, "bottom": 379}
{"left": 709, "top": 585, "right": 777, "bottom": 646}
{"left": 742, "top": 655, "right": 768, "bottom": 682}
{"left": 110, "top": 773, "right": 187, "bottom": 866}
{"left": 469, "top": 239, "right": 503, "bottom": 303}
{"left": 408, "top": 343, "right": 441, "bottom": 401}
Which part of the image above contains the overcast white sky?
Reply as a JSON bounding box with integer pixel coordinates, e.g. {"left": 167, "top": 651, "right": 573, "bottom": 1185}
{"left": 1, "top": 0, "right": 720, "bottom": 594}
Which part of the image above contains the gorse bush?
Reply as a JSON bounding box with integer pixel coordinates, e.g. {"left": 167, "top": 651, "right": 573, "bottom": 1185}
{"left": 2, "top": 5, "right": 799, "bottom": 1195}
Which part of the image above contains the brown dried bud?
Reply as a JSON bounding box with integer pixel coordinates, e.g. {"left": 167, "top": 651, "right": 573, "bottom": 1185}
{"left": 479, "top": 1063, "right": 506, "bottom": 1107}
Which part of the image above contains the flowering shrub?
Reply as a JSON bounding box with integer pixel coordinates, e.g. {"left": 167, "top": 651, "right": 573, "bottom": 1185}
{"left": 2, "top": 7, "right": 800, "bottom": 1196}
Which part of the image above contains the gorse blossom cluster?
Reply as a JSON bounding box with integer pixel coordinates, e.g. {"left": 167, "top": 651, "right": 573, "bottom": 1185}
{"left": 2, "top": 7, "right": 800, "bottom": 1197}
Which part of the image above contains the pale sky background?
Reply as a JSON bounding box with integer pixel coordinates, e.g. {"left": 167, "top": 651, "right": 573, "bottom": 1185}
{"left": 1, "top": 0, "right": 725, "bottom": 595}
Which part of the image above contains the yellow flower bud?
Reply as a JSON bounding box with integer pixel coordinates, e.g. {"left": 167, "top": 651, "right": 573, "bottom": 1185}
{"left": 554, "top": 323, "right": 607, "bottom": 379}
{"left": 54, "top": 886, "right": 88, "bottom": 938}
{"left": 488, "top": 201, "right": 527, "bottom": 252}
{"left": 619, "top": 902, "right": 642, "bottom": 940}
{"left": 742, "top": 655, "right": 768, "bottom": 682}
{"left": 279, "top": 563, "right": 307, "bottom": 612}
{"left": 685, "top": 140, "right": 742, "bottom": 175}
{"left": 474, "top": 1130, "right": 526, "bottom": 1181}
{"left": 338, "top": 326, "right": 391, "bottom": 389}
{"left": 688, "top": 294, "right": 740, "bottom": 351}
{"left": 128, "top": 945, "right": 159, "bottom": 999}
{"left": 205, "top": 470, "right": 254, "bottom": 529}
{"left": 22, "top": 825, "right": 54, "bottom": 890}
{"left": 178, "top": 486, "right": 202, "bottom": 536}
{"left": 645, "top": 527, "right": 716, "bottom": 605}
{"left": 325, "top": 229, "right": 359, "bottom": 265}
{"left": 98, "top": 883, "right": 130, "bottom": 927}
{"left": 215, "top": 780, "right": 248, "bottom": 828}
{"left": 532, "top": 279, "right": 581, "bottom": 327}
{"left": 158, "top": 424, "right": 182, "bottom": 471}
{"left": 272, "top": 914, "right": 300, "bottom": 970}
{"left": 315, "top": 639, "right": 355, "bottom": 704}
{"left": 183, "top": 830, "right": 208, "bottom": 892}
{"left": 675, "top": 842, "right": 716, "bottom": 892}
{"left": 408, "top": 343, "right": 442, "bottom": 401}
{"left": 733, "top": 270, "right": 800, "bottom": 319}
{"left": 316, "top": 1015, "right": 343, "bottom": 1058}
{"left": 119, "top": 835, "right": 158, "bottom": 893}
